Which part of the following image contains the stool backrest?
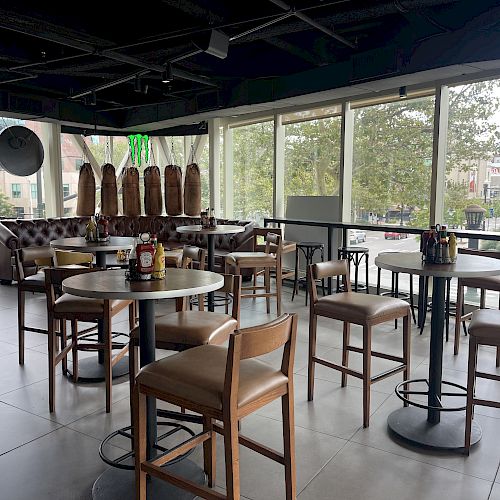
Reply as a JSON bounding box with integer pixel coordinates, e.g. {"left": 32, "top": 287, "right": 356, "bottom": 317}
{"left": 219, "top": 273, "right": 242, "bottom": 327}
{"left": 224, "top": 313, "right": 297, "bottom": 407}
{"left": 15, "top": 246, "right": 55, "bottom": 281}
{"left": 182, "top": 245, "right": 206, "bottom": 271}
{"left": 252, "top": 227, "right": 283, "bottom": 254}
{"left": 308, "top": 260, "right": 351, "bottom": 302}
{"left": 458, "top": 248, "right": 500, "bottom": 260}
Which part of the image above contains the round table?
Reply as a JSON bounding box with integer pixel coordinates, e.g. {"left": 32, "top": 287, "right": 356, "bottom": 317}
{"left": 176, "top": 225, "right": 244, "bottom": 311}
{"left": 375, "top": 251, "right": 500, "bottom": 450}
{"left": 51, "top": 236, "right": 134, "bottom": 268}
{"left": 51, "top": 237, "right": 135, "bottom": 380}
{"left": 63, "top": 268, "right": 224, "bottom": 500}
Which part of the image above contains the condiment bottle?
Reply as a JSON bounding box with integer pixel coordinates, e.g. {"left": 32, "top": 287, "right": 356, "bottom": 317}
{"left": 152, "top": 243, "right": 166, "bottom": 279}
{"left": 128, "top": 236, "right": 138, "bottom": 274}
{"left": 426, "top": 230, "right": 437, "bottom": 263}
{"left": 136, "top": 234, "right": 155, "bottom": 279}
{"left": 449, "top": 233, "right": 457, "bottom": 261}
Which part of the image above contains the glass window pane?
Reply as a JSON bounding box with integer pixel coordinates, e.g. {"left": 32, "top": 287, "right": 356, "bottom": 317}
{"left": 233, "top": 121, "right": 273, "bottom": 223}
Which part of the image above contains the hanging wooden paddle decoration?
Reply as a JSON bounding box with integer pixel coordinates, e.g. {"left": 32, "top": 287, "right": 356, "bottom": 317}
{"left": 76, "top": 163, "right": 96, "bottom": 216}
{"left": 184, "top": 162, "right": 201, "bottom": 216}
{"left": 121, "top": 167, "right": 141, "bottom": 216}
{"left": 144, "top": 165, "right": 162, "bottom": 215}
{"left": 100, "top": 163, "right": 118, "bottom": 216}
{"left": 164, "top": 165, "right": 183, "bottom": 215}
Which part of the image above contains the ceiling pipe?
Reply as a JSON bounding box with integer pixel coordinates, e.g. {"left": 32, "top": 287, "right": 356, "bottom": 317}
{"left": 268, "top": 0, "right": 357, "bottom": 49}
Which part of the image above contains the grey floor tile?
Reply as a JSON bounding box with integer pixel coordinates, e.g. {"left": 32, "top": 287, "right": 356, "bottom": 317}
{"left": 0, "top": 349, "right": 49, "bottom": 396}
{"left": 0, "top": 402, "right": 61, "bottom": 455}
{"left": 351, "top": 394, "right": 500, "bottom": 482}
{"left": 490, "top": 483, "right": 500, "bottom": 499}
{"left": 298, "top": 441, "right": 492, "bottom": 500}
{"left": 0, "top": 339, "right": 18, "bottom": 358}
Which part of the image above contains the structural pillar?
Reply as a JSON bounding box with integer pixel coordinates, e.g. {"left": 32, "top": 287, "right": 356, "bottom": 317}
{"left": 208, "top": 118, "right": 221, "bottom": 217}
{"left": 40, "top": 122, "right": 64, "bottom": 217}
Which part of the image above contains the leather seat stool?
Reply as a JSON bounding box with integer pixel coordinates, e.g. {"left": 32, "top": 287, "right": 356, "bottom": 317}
{"left": 337, "top": 246, "right": 369, "bottom": 293}
{"left": 465, "top": 309, "right": 500, "bottom": 453}
{"left": 292, "top": 241, "right": 325, "bottom": 306}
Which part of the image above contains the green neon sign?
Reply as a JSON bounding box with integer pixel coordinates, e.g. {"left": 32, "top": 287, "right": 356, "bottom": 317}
{"left": 128, "top": 134, "right": 149, "bottom": 166}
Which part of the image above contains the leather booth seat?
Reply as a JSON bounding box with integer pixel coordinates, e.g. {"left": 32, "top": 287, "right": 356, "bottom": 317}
{"left": 0, "top": 216, "right": 255, "bottom": 283}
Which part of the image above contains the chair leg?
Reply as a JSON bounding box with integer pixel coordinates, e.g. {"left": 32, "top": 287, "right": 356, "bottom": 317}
{"left": 445, "top": 278, "right": 451, "bottom": 342}
{"left": 480, "top": 289, "right": 486, "bottom": 309}
{"left": 129, "top": 340, "right": 138, "bottom": 417}
{"left": 291, "top": 248, "right": 299, "bottom": 302}
{"left": 223, "top": 416, "right": 241, "bottom": 500}
{"left": 282, "top": 390, "right": 296, "bottom": 500}
{"left": 60, "top": 319, "right": 67, "bottom": 374}
{"left": 104, "top": 311, "right": 112, "bottom": 413}
{"left": 341, "top": 322, "right": 350, "bottom": 387}
{"left": 409, "top": 275, "right": 417, "bottom": 324}
{"left": 394, "top": 273, "right": 399, "bottom": 330}
{"left": 203, "top": 416, "right": 216, "bottom": 488}
{"left": 376, "top": 267, "right": 381, "bottom": 295}
{"left": 18, "top": 289, "right": 25, "bottom": 365}
{"left": 464, "top": 336, "right": 478, "bottom": 455}
{"left": 48, "top": 317, "right": 57, "bottom": 412}
{"left": 308, "top": 313, "right": 317, "bottom": 401}
{"left": 265, "top": 267, "right": 271, "bottom": 314}
{"left": 362, "top": 325, "right": 372, "bottom": 428}
{"left": 133, "top": 385, "right": 147, "bottom": 500}
{"left": 454, "top": 284, "right": 464, "bottom": 356}
{"left": 403, "top": 313, "right": 411, "bottom": 407}
{"left": 71, "top": 320, "right": 78, "bottom": 383}
{"left": 276, "top": 265, "right": 282, "bottom": 316}
{"left": 365, "top": 253, "right": 369, "bottom": 294}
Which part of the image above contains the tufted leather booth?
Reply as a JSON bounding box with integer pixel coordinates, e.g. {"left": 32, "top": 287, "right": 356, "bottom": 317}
{"left": 0, "top": 216, "right": 255, "bottom": 283}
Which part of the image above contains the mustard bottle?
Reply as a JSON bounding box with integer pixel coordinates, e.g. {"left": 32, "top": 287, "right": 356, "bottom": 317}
{"left": 152, "top": 243, "right": 166, "bottom": 279}
{"left": 449, "top": 233, "right": 457, "bottom": 261}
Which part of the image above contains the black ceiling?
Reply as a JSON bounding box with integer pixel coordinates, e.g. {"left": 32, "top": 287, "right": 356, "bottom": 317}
{"left": 0, "top": 0, "right": 499, "bottom": 133}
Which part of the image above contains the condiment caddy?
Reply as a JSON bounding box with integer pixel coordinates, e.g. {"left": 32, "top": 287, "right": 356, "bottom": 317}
{"left": 421, "top": 224, "right": 457, "bottom": 264}
{"left": 125, "top": 232, "right": 165, "bottom": 281}
{"left": 85, "top": 214, "right": 110, "bottom": 243}
{"left": 200, "top": 207, "right": 217, "bottom": 229}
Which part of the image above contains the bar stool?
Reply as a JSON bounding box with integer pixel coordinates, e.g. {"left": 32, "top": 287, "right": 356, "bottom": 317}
{"left": 292, "top": 241, "right": 325, "bottom": 305}
{"left": 337, "top": 246, "right": 369, "bottom": 293}
{"left": 465, "top": 309, "right": 500, "bottom": 454}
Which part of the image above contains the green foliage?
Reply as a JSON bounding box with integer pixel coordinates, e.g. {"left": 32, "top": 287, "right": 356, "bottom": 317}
{"left": 0, "top": 192, "right": 15, "bottom": 217}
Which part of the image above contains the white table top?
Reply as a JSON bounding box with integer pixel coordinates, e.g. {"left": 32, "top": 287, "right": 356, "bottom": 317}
{"left": 176, "top": 224, "right": 245, "bottom": 235}
{"left": 375, "top": 252, "right": 500, "bottom": 278}
{"left": 51, "top": 236, "right": 135, "bottom": 253}
{"left": 62, "top": 268, "right": 224, "bottom": 300}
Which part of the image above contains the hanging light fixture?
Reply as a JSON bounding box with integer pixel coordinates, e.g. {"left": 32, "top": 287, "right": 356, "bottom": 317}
{"left": 161, "top": 63, "right": 173, "bottom": 83}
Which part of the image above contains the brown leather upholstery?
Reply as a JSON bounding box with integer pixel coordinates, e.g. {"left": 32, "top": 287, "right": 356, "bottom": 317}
{"left": 255, "top": 240, "right": 296, "bottom": 254}
{"left": 461, "top": 275, "right": 500, "bottom": 292}
{"left": 137, "top": 344, "right": 288, "bottom": 410}
{"left": 311, "top": 259, "right": 349, "bottom": 280}
{"left": 23, "top": 271, "right": 46, "bottom": 287}
{"left": 469, "top": 309, "right": 500, "bottom": 339}
{"left": 314, "top": 293, "right": 410, "bottom": 324}
{"left": 164, "top": 250, "right": 183, "bottom": 268}
{"left": 226, "top": 252, "right": 276, "bottom": 266}
{"left": 54, "top": 294, "right": 122, "bottom": 314}
{"left": 131, "top": 311, "right": 237, "bottom": 348}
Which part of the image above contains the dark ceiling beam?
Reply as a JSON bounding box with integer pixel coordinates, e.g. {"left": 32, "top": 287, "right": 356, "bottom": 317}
{"left": 160, "top": 0, "right": 225, "bottom": 23}
{"left": 265, "top": 37, "right": 323, "bottom": 66}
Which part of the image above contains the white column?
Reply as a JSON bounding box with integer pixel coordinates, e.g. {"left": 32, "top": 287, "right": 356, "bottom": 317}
{"left": 223, "top": 123, "right": 234, "bottom": 218}
{"left": 208, "top": 118, "right": 221, "bottom": 216}
{"left": 339, "top": 102, "right": 354, "bottom": 222}
{"left": 273, "top": 114, "right": 285, "bottom": 218}
{"left": 40, "top": 122, "right": 64, "bottom": 217}
{"left": 430, "top": 85, "right": 449, "bottom": 225}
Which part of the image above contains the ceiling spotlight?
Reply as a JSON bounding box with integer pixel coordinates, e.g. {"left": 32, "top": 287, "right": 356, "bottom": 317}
{"left": 142, "top": 84, "right": 149, "bottom": 95}
{"left": 161, "top": 64, "right": 173, "bottom": 83}
{"left": 399, "top": 86, "right": 407, "bottom": 99}
{"left": 134, "top": 75, "right": 142, "bottom": 92}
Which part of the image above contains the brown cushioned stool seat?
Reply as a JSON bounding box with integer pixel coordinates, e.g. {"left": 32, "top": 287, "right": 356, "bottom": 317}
{"left": 130, "top": 311, "right": 236, "bottom": 349}
{"left": 226, "top": 251, "right": 276, "bottom": 266}
{"left": 461, "top": 275, "right": 500, "bottom": 291}
{"left": 314, "top": 293, "right": 409, "bottom": 324}
{"left": 23, "top": 271, "right": 46, "bottom": 286}
{"left": 54, "top": 294, "right": 123, "bottom": 314}
{"left": 137, "top": 344, "right": 288, "bottom": 410}
{"left": 469, "top": 309, "right": 500, "bottom": 339}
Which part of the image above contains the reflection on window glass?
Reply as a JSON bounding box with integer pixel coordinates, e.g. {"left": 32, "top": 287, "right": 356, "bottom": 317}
{"left": 233, "top": 121, "right": 273, "bottom": 223}
{"left": 352, "top": 96, "right": 434, "bottom": 226}
{"left": 284, "top": 116, "right": 341, "bottom": 198}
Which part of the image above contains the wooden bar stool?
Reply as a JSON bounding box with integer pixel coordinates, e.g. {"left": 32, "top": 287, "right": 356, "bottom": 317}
{"left": 133, "top": 313, "right": 298, "bottom": 500}
{"left": 465, "top": 309, "right": 500, "bottom": 454}
{"left": 292, "top": 241, "right": 325, "bottom": 306}
{"left": 337, "top": 246, "right": 369, "bottom": 293}
{"left": 308, "top": 260, "right": 411, "bottom": 427}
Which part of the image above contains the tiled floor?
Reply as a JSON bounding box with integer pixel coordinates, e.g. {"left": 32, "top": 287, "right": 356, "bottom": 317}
{"left": 0, "top": 281, "right": 499, "bottom": 499}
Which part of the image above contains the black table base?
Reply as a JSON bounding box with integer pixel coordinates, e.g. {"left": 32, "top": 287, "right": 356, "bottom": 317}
{"left": 92, "top": 460, "right": 204, "bottom": 500}
{"left": 388, "top": 407, "right": 481, "bottom": 450}
{"left": 66, "top": 355, "right": 129, "bottom": 381}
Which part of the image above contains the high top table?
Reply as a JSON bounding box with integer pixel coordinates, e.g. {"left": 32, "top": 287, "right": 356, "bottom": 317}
{"left": 51, "top": 236, "right": 135, "bottom": 380}
{"left": 176, "top": 224, "right": 244, "bottom": 311}
{"left": 63, "top": 268, "right": 224, "bottom": 500}
{"left": 375, "top": 251, "right": 500, "bottom": 450}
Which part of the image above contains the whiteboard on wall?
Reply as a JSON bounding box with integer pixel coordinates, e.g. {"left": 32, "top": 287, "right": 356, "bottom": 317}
{"left": 283, "top": 196, "right": 341, "bottom": 273}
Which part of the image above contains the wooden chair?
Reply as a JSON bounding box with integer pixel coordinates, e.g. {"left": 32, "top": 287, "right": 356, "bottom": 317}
{"left": 15, "top": 246, "right": 55, "bottom": 365}
{"left": 226, "top": 229, "right": 283, "bottom": 316}
{"left": 454, "top": 248, "right": 500, "bottom": 362}
{"left": 45, "top": 267, "right": 135, "bottom": 413}
{"left": 307, "top": 260, "right": 411, "bottom": 427}
{"left": 133, "top": 313, "right": 298, "bottom": 500}
{"left": 465, "top": 309, "right": 500, "bottom": 454}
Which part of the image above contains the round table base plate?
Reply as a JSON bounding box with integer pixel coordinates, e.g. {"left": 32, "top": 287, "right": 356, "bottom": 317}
{"left": 66, "top": 356, "right": 129, "bottom": 382}
{"left": 92, "top": 460, "right": 204, "bottom": 500}
{"left": 387, "top": 407, "right": 481, "bottom": 450}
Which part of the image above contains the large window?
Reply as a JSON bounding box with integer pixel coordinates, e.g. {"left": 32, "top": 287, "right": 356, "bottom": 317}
{"left": 11, "top": 183, "right": 21, "bottom": 198}
{"left": 232, "top": 121, "right": 274, "bottom": 222}
{"left": 30, "top": 184, "right": 37, "bottom": 200}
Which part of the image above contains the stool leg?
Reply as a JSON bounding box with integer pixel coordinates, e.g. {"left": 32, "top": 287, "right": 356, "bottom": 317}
{"left": 341, "top": 321, "right": 350, "bottom": 387}
{"left": 403, "top": 313, "right": 411, "bottom": 407}
{"left": 497, "top": 346, "right": 500, "bottom": 368}
{"left": 308, "top": 313, "right": 317, "bottom": 401}
{"left": 445, "top": 278, "right": 451, "bottom": 342}
{"left": 377, "top": 268, "right": 381, "bottom": 295}
{"left": 320, "top": 247, "right": 326, "bottom": 296}
{"left": 291, "top": 248, "right": 299, "bottom": 302}
{"left": 337, "top": 249, "right": 341, "bottom": 293}
{"left": 409, "top": 275, "right": 417, "bottom": 324}
{"left": 265, "top": 267, "right": 271, "bottom": 314}
{"left": 420, "top": 277, "right": 429, "bottom": 335}
{"left": 305, "top": 248, "right": 311, "bottom": 306}
{"left": 223, "top": 415, "right": 241, "bottom": 499}
{"left": 464, "top": 336, "right": 478, "bottom": 455}
{"left": 203, "top": 416, "right": 216, "bottom": 487}
{"left": 365, "top": 253, "right": 369, "bottom": 294}
{"left": 394, "top": 273, "right": 399, "bottom": 330}
{"left": 276, "top": 263, "right": 282, "bottom": 316}
{"left": 362, "top": 325, "right": 372, "bottom": 428}
{"left": 133, "top": 387, "right": 147, "bottom": 500}
{"left": 354, "top": 255, "right": 359, "bottom": 293}
{"left": 454, "top": 283, "right": 464, "bottom": 355}
{"left": 282, "top": 390, "right": 296, "bottom": 500}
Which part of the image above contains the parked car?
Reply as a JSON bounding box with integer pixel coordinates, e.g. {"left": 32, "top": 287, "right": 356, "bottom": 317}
{"left": 384, "top": 231, "right": 408, "bottom": 240}
{"left": 349, "top": 230, "right": 366, "bottom": 244}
